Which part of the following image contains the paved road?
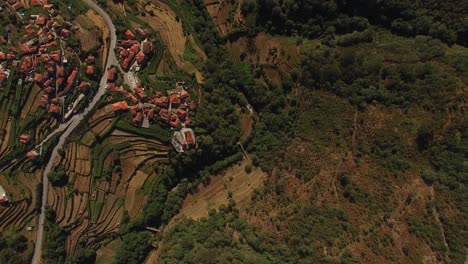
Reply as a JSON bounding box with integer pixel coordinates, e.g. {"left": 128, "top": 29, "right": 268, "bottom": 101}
{"left": 31, "top": 1, "right": 118, "bottom": 263}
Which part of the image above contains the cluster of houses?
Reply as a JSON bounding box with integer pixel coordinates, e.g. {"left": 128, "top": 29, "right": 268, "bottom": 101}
{"left": 0, "top": 1, "right": 101, "bottom": 161}
{"left": 0, "top": 1, "right": 95, "bottom": 117}
{"left": 107, "top": 67, "right": 197, "bottom": 152}
{"left": 117, "top": 29, "right": 154, "bottom": 72}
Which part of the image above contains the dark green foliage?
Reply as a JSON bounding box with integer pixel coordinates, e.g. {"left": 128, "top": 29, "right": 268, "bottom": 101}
{"left": 0, "top": 234, "right": 30, "bottom": 264}
{"left": 47, "top": 165, "right": 67, "bottom": 186}
{"left": 242, "top": 0, "right": 466, "bottom": 46}
{"left": 112, "top": 232, "right": 152, "bottom": 264}
{"left": 160, "top": 205, "right": 355, "bottom": 263}
{"left": 71, "top": 248, "right": 96, "bottom": 264}
{"left": 43, "top": 217, "right": 68, "bottom": 264}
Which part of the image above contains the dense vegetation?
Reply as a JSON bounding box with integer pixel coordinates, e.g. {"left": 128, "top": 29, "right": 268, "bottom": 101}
{"left": 152, "top": 0, "right": 467, "bottom": 263}
{"left": 43, "top": 207, "right": 68, "bottom": 264}
{"left": 242, "top": 0, "right": 468, "bottom": 46}
{"left": 0, "top": 233, "right": 30, "bottom": 264}
{"left": 159, "top": 202, "right": 358, "bottom": 263}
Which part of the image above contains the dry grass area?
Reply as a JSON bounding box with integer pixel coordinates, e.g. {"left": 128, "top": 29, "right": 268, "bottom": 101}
{"left": 85, "top": 9, "right": 109, "bottom": 68}
{"left": 178, "top": 159, "right": 266, "bottom": 220}
{"left": 20, "top": 84, "right": 41, "bottom": 119}
{"left": 239, "top": 111, "right": 253, "bottom": 142}
{"left": 73, "top": 15, "right": 101, "bottom": 52}
{"left": 0, "top": 167, "right": 42, "bottom": 238}
{"left": 227, "top": 33, "right": 317, "bottom": 74}
{"left": 204, "top": 0, "right": 240, "bottom": 35}
{"left": 96, "top": 239, "right": 121, "bottom": 264}
{"left": 140, "top": 2, "right": 186, "bottom": 69}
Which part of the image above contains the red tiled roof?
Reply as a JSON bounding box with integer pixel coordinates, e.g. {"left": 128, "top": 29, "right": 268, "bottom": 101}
{"left": 12, "top": 2, "right": 24, "bottom": 10}
{"left": 176, "top": 109, "right": 186, "bottom": 119}
{"left": 45, "top": 86, "right": 54, "bottom": 94}
{"left": 169, "top": 114, "right": 180, "bottom": 128}
{"left": 78, "top": 81, "right": 90, "bottom": 92}
{"left": 36, "top": 14, "right": 47, "bottom": 26}
{"left": 27, "top": 151, "right": 38, "bottom": 160}
{"left": 132, "top": 112, "right": 142, "bottom": 124}
{"left": 185, "top": 131, "right": 194, "bottom": 145}
{"left": 107, "top": 68, "right": 117, "bottom": 82}
{"left": 136, "top": 51, "right": 145, "bottom": 64}
{"left": 129, "top": 104, "right": 141, "bottom": 116}
{"left": 169, "top": 93, "right": 180, "bottom": 105}
{"left": 86, "top": 65, "right": 94, "bottom": 75}
{"left": 121, "top": 39, "right": 137, "bottom": 48}
{"left": 31, "top": 0, "right": 41, "bottom": 6}
{"left": 19, "top": 134, "right": 31, "bottom": 144}
{"left": 130, "top": 43, "right": 139, "bottom": 53}
{"left": 67, "top": 68, "right": 78, "bottom": 85}
{"left": 111, "top": 101, "right": 129, "bottom": 112}
{"left": 56, "top": 65, "right": 64, "bottom": 77}
{"left": 120, "top": 49, "right": 130, "bottom": 58}
{"left": 189, "top": 101, "right": 197, "bottom": 111}
{"left": 180, "top": 90, "right": 189, "bottom": 99}
{"left": 159, "top": 108, "right": 170, "bottom": 121}
{"left": 85, "top": 55, "right": 95, "bottom": 64}
{"left": 145, "top": 108, "right": 154, "bottom": 120}
{"left": 125, "top": 29, "right": 135, "bottom": 40}
{"left": 60, "top": 29, "right": 70, "bottom": 38}
{"left": 48, "top": 103, "right": 60, "bottom": 114}
{"left": 34, "top": 73, "right": 43, "bottom": 83}
{"left": 21, "top": 56, "right": 32, "bottom": 72}
{"left": 154, "top": 96, "right": 168, "bottom": 107}
{"left": 134, "top": 86, "right": 146, "bottom": 99}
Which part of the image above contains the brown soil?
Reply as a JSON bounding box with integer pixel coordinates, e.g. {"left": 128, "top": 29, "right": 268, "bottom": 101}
{"left": 140, "top": 2, "right": 186, "bottom": 69}
{"left": 85, "top": 10, "right": 109, "bottom": 69}
{"left": 20, "top": 84, "right": 41, "bottom": 119}
{"left": 239, "top": 112, "right": 253, "bottom": 142}
{"left": 179, "top": 159, "right": 266, "bottom": 220}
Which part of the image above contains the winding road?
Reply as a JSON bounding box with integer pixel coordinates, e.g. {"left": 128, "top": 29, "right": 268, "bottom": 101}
{"left": 31, "top": 1, "right": 118, "bottom": 263}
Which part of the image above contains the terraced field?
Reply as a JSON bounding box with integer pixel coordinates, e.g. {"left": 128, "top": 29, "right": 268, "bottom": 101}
{"left": 0, "top": 168, "right": 42, "bottom": 232}
{"left": 47, "top": 105, "right": 168, "bottom": 257}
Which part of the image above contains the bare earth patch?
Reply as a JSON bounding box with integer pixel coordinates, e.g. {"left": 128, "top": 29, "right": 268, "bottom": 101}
{"left": 179, "top": 159, "right": 266, "bottom": 220}
{"left": 85, "top": 9, "right": 109, "bottom": 68}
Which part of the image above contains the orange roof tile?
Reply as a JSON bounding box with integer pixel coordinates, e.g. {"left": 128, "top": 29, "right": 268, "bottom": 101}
{"left": 86, "top": 65, "right": 94, "bottom": 75}
{"left": 111, "top": 101, "right": 129, "bottom": 112}
{"left": 125, "top": 29, "right": 135, "bottom": 40}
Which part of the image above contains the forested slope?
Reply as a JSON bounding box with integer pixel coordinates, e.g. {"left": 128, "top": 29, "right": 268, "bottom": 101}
{"left": 153, "top": 0, "right": 467, "bottom": 263}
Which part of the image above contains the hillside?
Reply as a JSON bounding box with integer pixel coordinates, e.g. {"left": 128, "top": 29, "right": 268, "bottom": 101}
{"left": 0, "top": 0, "right": 465, "bottom": 263}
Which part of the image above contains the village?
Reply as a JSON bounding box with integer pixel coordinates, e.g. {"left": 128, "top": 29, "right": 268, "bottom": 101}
{"left": 0, "top": 0, "right": 197, "bottom": 161}
{"left": 0, "top": 0, "right": 102, "bottom": 161}
{"left": 106, "top": 27, "right": 197, "bottom": 153}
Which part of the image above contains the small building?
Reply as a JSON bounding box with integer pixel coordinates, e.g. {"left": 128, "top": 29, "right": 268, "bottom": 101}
{"left": 134, "top": 86, "right": 146, "bottom": 100}
{"left": 19, "top": 134, "right": 31, "bottom": 144}
{"left": 111, "top": 101, "right": 129, "bottom": 112}
{"left": 60, "top": 29, "right": 70, "bottom": 39}
{"left": 125, "top": 29, "right": 135, "bottom": 40}
{"left": 107, "top": 67, "right": 117, "bottom": 82}
{"left": 27, "top": 150, "right": 39, "bottom": 161}
{"left": 0, "top": 185, "right": 9, "bottom": 204}
{"left": 86, "top": 65, "right": 94, "bottom": 75}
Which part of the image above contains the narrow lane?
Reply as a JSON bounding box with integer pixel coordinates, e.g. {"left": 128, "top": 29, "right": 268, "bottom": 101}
{"left": 31, "top": 1, "right": 118, "bottom": 263}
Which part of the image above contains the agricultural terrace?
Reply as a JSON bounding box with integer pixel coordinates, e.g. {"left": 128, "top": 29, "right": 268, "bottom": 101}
{"left": 46, "top": 102, "right": 168, "bottom": 256}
